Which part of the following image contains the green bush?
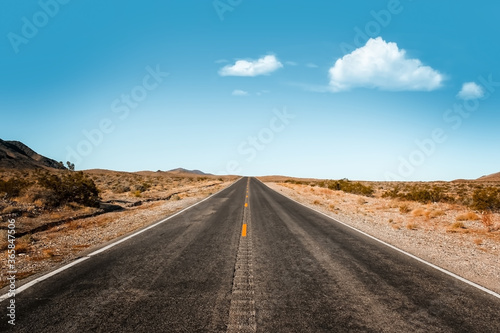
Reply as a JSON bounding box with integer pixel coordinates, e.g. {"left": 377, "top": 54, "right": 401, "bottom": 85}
{"left": 382, "top": 184, "right": 453, "bottom": 204}
{"left": 132, "top": 182, "right": 151, "bottom": 193}
{"left": 381, "top": 185, "right": 401, "bottom": 199}
{"left": 0, "top": 178, "right": 31, "bottom": 198}
{"left": 403, "top": 185, "right": 452, "bottom": 204}
{"left": 471, "top": 187, "right": 500, "bottom": 211}
{"left": 36, "top": 171, "right": 100, "bottom": 208}
{"left": 326, "top": 179, "right": 374, "bottom": 197}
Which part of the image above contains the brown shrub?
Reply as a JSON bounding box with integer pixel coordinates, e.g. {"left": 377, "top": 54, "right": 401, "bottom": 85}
{"left": 0, "top": 230, "right": 8, "bottom": 251}
{"left": 399, "top": 203, "right": 411, "bottom": 214}
{"left": 450, "top": 221, "right": 466, "bottom": 229}
{"left": 16, "top": 235, "right": 33, "bottom": 254}
{"left": 406, "top": 223, "right": 418, "bottom": 230}
{"left": 411, "top": 208, "right": 426, "bottom": 217}
{"left": 429, "top": 210, "right": 445, "bottom": 218}
{"left": 481, "top": 213, "right": 497, "bottom": 232}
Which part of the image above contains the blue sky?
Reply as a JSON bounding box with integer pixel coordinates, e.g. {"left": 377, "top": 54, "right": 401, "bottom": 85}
{"left": 1, "top": 0, "right": 499, "bottom": 181}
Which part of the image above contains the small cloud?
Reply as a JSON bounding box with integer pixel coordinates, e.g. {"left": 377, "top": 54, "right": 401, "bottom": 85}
{"left": 329, "top": 37, "right": 444, "bottom": 92}
{"left": 232, "top": 89, "right": 249, "bottom": 96}
{"left": 215, "top": 59, "right": 228, "bottom": 64}
{"left": 219, "top": 55, "right": 283, "bottom": 77}
{"left": 306, "top": 63, "right": 318, "bottom": 68}
{"left": 256, "top": 90, "right": 270, "bottom": 96}
{"left": 286, "top": 61, "right": 298, "bottom": 66}
{"left": 457, "top": 82, "right": 484, "bottom": 100}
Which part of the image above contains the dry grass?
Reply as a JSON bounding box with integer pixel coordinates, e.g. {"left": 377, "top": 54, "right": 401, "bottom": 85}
{"left": 357, "top": 197, "right": 367, "bottom": 205}
{"left": 481, "top": 213, "right": 498, "bottom": 232}
{"left": 41, "top": 248, "right": 56, "bottom": 258}
{"left": 0, "top": 230, "right": 8, "bottom": 251}
{"left": 406, "top": 222, "right": 418, "bottom": 230}
{"left": 313, "top": 200, "right": 321, "bottom": 205}
{"left": 399, "top": 203, "right": 411, "bottom": 214}
{"left": 411, "top": 208, "right": 426, "bottom": 217}
{"left": 15, "top": 235, "right": 33, "bottom": 254}
{"left": 429, "top": 210, "right": 445, "bottom": 218}
{"left": 450, "top": 221, "right": 466, "bottom": 229}
{"left": 456, "top": 211, "right": 480, "bottom": 221}
{"left": 2, "top": 205, "right": 21, "bottom": 215}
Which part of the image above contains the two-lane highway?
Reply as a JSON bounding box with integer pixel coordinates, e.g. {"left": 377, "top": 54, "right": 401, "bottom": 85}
{"left": 2, "top": 177, "right": 500, "bottom": 332}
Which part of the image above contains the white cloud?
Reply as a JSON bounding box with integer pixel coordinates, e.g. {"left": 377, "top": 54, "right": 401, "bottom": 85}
{"left": 306, "top": 63, "right": 318, "bottom": 68}
{"left": 256, "top": 90, "right": 270, "bottom": 96}
{"left": 329, "top": 37, "right": 444, "bottom": 92}
{"left": 232, "top": 89, "right": 249, "bottom": 96}
{"left": 219, "top": 55, "right": 283, "bottom": 77}
{"left": 457, "top": 82, "right": 484, "bottom": 100}
{"left": 286, "top": 61, "right": 298, "bottom": 66}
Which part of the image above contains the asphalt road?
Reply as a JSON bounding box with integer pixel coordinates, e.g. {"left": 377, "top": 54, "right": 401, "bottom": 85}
{"left": 2, "top": 177, "right": 500, "bottom": 332}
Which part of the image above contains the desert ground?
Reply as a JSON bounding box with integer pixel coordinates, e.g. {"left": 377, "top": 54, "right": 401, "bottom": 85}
{"left": 259, "top": 176, "right": 500, "bottom": 294}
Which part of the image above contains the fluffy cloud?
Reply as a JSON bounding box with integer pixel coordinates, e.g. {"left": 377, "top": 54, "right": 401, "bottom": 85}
{"left": 329, "top": 37, "right": 444, "bottom": 92}
{"left": 457, "top": 82, "right": 484, "bottom": 100}
{"left": 232, "top": 89, "right": 249, "bottom": 96}
{"left": 219, "top": 55, "right": 283, "bottom": 77}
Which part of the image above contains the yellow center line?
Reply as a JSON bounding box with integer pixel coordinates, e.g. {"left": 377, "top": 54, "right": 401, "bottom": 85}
{"left": 242, "top": 182, "right": 249, "bottom": 237}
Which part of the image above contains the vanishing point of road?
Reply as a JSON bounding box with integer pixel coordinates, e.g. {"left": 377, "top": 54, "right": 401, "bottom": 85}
{"left": 1, "top": 177, "right": 499, "bottom": 332}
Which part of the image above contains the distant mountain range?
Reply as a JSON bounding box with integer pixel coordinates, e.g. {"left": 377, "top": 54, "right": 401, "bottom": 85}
{"left": 0, "top": 139, "right": 215, "bottom": 175}
{"left": 0, "top": 139, "right": 66, "bottom": 170}
{"left": 166, "top": 168, "right": 212, "bottom": 176}
{"left": 0, "top": 139, "right": 497, "bottom": 180}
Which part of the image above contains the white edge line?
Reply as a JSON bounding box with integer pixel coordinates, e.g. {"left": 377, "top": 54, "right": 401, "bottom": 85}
{"left": 0, "top": 257, "right": 91, "bottom": 302}
{"left": 258, "top": 179, "right": 500, "bottom": 300}
{"left": 0, "top": 178, "right": 243, "bottom": 302}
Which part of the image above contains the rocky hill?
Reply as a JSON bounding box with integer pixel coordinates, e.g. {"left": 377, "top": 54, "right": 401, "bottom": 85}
{"left": 477, "top": 171, "right": 500, "bottom": 182}
{"left": 0, "top": 139, "right": 66, "bottom": 170}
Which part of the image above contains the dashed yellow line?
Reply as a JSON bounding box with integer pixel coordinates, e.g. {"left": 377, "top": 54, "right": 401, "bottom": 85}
{"left": 243, "top": 181, "right": 249, "bottom": 237}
